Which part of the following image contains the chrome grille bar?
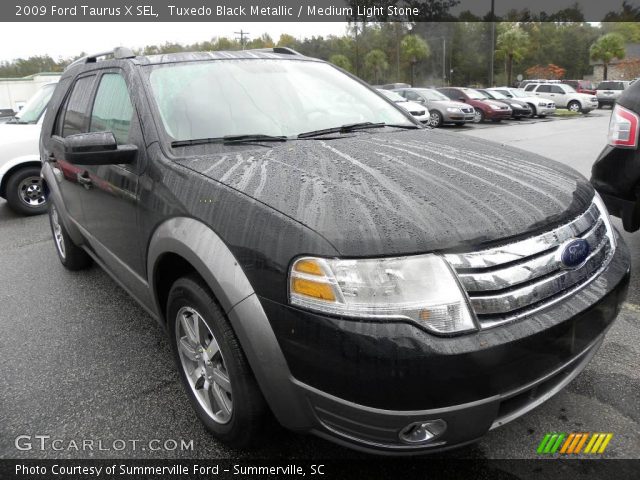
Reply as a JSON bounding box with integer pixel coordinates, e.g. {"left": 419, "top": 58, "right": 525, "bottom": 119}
{"left": 445, "top": 203, "right": 599, "bottom": 270}
{"left": 445, "top": 200, "right": 613, "bottom": 328}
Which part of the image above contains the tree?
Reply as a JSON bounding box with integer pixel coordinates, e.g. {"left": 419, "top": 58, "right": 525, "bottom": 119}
{"left": 496, "top": 25, "right": 529, "bottom": 86}
{"left": 364, "top": 49, "right": 389, "bottom": 83}
{"left": 328, "top": 54, "right": 353, "bottom": 73}
{"left": 590, "top": 33, "right": 625, "bottom": 80}
{"left": 401, "top": 34, "right": 430, "bottom": 85}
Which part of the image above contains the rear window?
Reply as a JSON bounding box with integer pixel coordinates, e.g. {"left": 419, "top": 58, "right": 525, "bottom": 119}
{"left": 598, "top": 81, "right": 625, "bottom": 90}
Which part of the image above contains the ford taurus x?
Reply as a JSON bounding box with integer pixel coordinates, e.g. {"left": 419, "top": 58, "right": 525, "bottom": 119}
{"left": 40, "top": 47, "right": 630, "bottom": 454}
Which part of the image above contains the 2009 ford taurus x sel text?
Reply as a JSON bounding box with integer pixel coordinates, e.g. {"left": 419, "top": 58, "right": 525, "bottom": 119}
{"left": 41, "top": 47, "right": 630, "bottom": 454}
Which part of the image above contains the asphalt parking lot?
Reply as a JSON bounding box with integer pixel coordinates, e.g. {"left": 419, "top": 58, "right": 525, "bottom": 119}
{"left": 1, "top": 110, "right": 639, "bottom": 461}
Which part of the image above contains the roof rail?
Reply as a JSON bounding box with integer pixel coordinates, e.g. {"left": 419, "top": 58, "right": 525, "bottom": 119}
{"left": 65, "top": 47, "right": 136, "bottom": 71}
{"left": 272, "top": 46, "right": 302, "bottom": 56}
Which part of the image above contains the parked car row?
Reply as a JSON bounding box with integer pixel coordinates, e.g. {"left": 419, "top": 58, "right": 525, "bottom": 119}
{"left": 387, "top": 85, "right": 558, "bottom": 127}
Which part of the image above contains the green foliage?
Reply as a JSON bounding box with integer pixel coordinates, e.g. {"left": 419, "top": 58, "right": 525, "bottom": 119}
{"left": 400, "top": 34, "right": 431, "bottom": 63}
{"left": 590, "top": 33, "right": 626, "bottom": 79}
{"left": 496, "top": 24, "right": 529, "bottom": 86}
{"left": 328, "top": 54, "right": 353, "bottom": 73}
{"left": 364, "top": 49, "right": 389, "bottom": 83}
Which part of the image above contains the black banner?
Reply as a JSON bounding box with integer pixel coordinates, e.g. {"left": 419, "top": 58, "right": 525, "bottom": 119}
{"left": 1, "top": 459, "right": 639, "bottom": 480}
{"left": 6, "top": 0, "right": 640, "bottom": 22}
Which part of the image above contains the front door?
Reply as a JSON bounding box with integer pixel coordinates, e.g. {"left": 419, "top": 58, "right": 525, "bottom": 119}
{"left": 75, "top": 70, "right": 146, "bottom": 278}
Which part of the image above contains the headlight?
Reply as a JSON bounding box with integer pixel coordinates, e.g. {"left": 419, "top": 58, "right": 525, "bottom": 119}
{"left": 510, "top": 103, "right": 520, "bottom": 108}
{"left": 490, "top": 104, "right": 501, "bottom": 110}
{"left": 538, "top": 101, "right": 548, "bottom": 107}
{"left": 289, "top": 254, "right": 476, "bottom": 334}
{"left": 446, "top": 107, "right": 461, "bottom": 113}
{"left": 593, "top": 192, "right": 617, "bottom": 250}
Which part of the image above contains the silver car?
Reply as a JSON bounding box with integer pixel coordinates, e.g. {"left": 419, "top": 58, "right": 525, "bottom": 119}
{"left": 377, "top": 89, "right": 429, "bottom": 123}
{"left": 394, "top": 88, "right": 475, "bottom": 127}
{"left": 595, "top": 80, "right": 630, "bottom": 108}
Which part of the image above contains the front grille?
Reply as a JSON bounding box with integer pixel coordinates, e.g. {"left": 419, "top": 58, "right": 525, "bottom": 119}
{"left": 462, "top": 107, "right": 474, "bottom": 113}
{"left": 410, "top": 110, "right": 425, "bottom": 116}
{"left": 445, "top": 201, "right": 614, "bottom": 329}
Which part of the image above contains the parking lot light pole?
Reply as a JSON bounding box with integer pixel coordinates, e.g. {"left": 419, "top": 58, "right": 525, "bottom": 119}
{"left": 489, "top": 0, "right": 495, "bottom": 86}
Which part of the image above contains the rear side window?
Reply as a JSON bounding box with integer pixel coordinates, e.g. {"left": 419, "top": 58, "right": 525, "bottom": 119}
{"left": 90, "top": 73, "right": 134, "bottom": 145}
{"left": 62, "top": 75, "right": 95, "bottom": 137}
{"left": 550, "top": 86, "right": 565, "bottom": 94}
{"left": 536, "top": 85, "right": 551, "bottom": 93}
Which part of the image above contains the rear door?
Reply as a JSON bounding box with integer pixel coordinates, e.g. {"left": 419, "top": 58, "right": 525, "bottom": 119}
{"left": 46, "top": 74, "right": 98, "bottom": 222}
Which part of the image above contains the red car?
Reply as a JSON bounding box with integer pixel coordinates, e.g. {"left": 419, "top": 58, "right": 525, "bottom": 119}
{"left": 438, "top": 87, "right": 512, "bottom": 123}
{"left": 562, "top": 80, "right": 596, "bottom": 95}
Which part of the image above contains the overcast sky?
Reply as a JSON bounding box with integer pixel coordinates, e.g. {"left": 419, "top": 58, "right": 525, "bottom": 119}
{"left": 0, "top": 22, "right": 350, "bottom": 62}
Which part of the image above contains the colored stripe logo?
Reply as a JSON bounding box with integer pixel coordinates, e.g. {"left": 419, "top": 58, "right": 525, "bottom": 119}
{"left": 537, "top": 433, "right": 613, "bottom": 454}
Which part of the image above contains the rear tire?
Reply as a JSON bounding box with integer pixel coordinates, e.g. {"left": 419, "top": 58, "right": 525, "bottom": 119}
{"left": 167, "top": 275, "right": 268, "bottom": 448}
{"left": 48, "top": 202, "right": 92, "bottom": 270}
{"left": 5, "top": 166, "right": 48, "bottom": 216}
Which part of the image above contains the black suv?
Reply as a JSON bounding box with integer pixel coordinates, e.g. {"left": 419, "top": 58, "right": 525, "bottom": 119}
{"left": 592, "top": 79, "right": 640, "bottom": 232}
{"left": 41, "top": 47, "right": 630, "bottom": 454}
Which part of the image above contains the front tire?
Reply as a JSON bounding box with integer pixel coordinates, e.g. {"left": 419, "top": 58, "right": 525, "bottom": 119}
{"left": 48, "top": 203, "right": 92, "bottom": 270}
{"left": 167, "top": 275, "right": 268, "bottom": 448}
{"left": 568, "top": 100, "right": 581, "bottom": 113}
{"left": 5, "top": 166, "right": 47, "bottom": 216}
{"left": 473, "top": 108, "right": 485, "bottom": 123}
{"left": 429, "top": 110, "right": 443, "bottom": 127}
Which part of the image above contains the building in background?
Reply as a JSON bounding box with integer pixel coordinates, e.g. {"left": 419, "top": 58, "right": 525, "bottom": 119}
{"left": 0, "top": 72, "right": 60, "bottom": 111}
{"left": 591, "top": 43, "right": 640, "bottom": 82}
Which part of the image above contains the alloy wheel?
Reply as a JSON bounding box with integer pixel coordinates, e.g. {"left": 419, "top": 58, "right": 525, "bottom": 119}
{"left": 50, "top": 205, "right": 66, "bottom": 259}
{"left": 18, "top": 176, "right": 45, "bottom": 208}
{"left": 175, "top": 306, "right": 233, "bottom": 424}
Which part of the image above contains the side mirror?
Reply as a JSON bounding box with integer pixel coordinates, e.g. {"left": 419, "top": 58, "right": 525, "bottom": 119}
{"left": 63, "top": 132, "right": 137, "bottom": 165}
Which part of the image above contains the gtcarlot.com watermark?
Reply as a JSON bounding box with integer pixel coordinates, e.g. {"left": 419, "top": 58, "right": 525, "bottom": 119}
{"left": 15, "top": 435, "right": 194, "bottom": 452}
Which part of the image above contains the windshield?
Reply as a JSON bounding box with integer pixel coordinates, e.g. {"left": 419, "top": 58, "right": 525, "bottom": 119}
{"left": 416, "top": 89, "right": 450, "bottom": 101}
{"left": 148, "top": 59, "right": 413, "bottom": 141}
{"left": 597, "top": 81, "right": 625, "bottom": 90}
{"left": 464, "top": 89, "right": 487, "bottom": 100}
{"left": 378, "top": 89, "right": 405, "bottom": 102}
{"left": 487, "top": 90, "right": 507, "bottom": 99}
{"left": 14, "top": 83, "right": 56, "bottom": 124}
{"left": 509, "top": 89, "right": 527, "bottom": 98}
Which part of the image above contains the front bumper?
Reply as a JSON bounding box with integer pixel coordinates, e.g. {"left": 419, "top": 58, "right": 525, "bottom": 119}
{"left": 250, "top": 235, "right": 629, "bottom": 454}
{"left": 485, "top": 109, "right": 512, "bottom": 119}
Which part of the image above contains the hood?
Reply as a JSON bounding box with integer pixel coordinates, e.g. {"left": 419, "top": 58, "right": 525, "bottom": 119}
{"left": 0, "top": 123, "right": 41, "bottom": 161}
{"left": 399, "top": 101, "right": 427, "bottom": 112}
{"left": 481, "top": 99, "right": 510, "bottom": 108}
{"left": 176, "top": 129, "right": 593, "bottom": 256}
{"left": 0, "top": 123, "right": 41, "bottom": 146}
{"left": 435, "top": 100, "right": 469, "bottom": 110}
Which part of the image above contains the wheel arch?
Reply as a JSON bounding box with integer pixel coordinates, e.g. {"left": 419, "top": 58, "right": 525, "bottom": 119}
{"left": 147, "top": 217, "right": 254, "bottom": 321}
{"left": 147, "top": 216, "right": 313, "bottom": 430}
{"left": 0, "top": 157, "right": 41, "bottom": 198}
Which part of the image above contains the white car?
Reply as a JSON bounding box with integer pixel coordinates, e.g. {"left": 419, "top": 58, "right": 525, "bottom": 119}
{"left": 0, "top": 82, "right": 57, "bottom": 215}
{"left": 488, "top": 87, "right": 556, "bottom": 118}
{"left": 378, "top": 89, "right": 429, "bottom": 123}
{"left": 523, "top": 82, "right": 598, "bottom": 113}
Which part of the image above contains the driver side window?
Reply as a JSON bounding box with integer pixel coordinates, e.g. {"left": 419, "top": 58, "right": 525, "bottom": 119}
{"left": 90, "top": 73, "right": 134, "bottom": 145}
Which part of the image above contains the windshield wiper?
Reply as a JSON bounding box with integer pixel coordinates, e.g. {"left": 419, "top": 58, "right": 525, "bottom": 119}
{"left": 171, "top": 134, "right": 288, "bottom": 148}
{"left": 297, "top": 122, "right": 420, "bottom": 139}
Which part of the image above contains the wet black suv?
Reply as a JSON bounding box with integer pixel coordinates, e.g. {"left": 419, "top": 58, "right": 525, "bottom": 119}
{"left": 41, "top": 47, "right": 630, "bottom": 454}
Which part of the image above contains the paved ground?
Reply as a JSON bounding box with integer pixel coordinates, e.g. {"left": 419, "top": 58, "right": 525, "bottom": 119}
{"left": 1, "top": 111, "right": 638, "bottom": 461}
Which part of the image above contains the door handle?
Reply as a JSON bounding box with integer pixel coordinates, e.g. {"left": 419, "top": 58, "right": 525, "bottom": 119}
{"left": 76, "top": 171, "right": 93, "bottom": 189}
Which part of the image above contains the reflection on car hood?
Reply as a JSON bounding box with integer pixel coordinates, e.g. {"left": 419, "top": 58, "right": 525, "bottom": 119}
{"left": 176, "top": 129, "right": 593, "bottom": 256}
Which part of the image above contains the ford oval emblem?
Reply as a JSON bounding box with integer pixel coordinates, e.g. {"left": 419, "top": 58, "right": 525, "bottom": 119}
{"left": 558, "top": 238, "right": 590, "bottom": 269}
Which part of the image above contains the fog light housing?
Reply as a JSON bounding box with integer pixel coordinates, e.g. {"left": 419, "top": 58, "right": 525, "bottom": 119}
{"left": 399, "top": 419, "right": 447, "bottom": 444}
